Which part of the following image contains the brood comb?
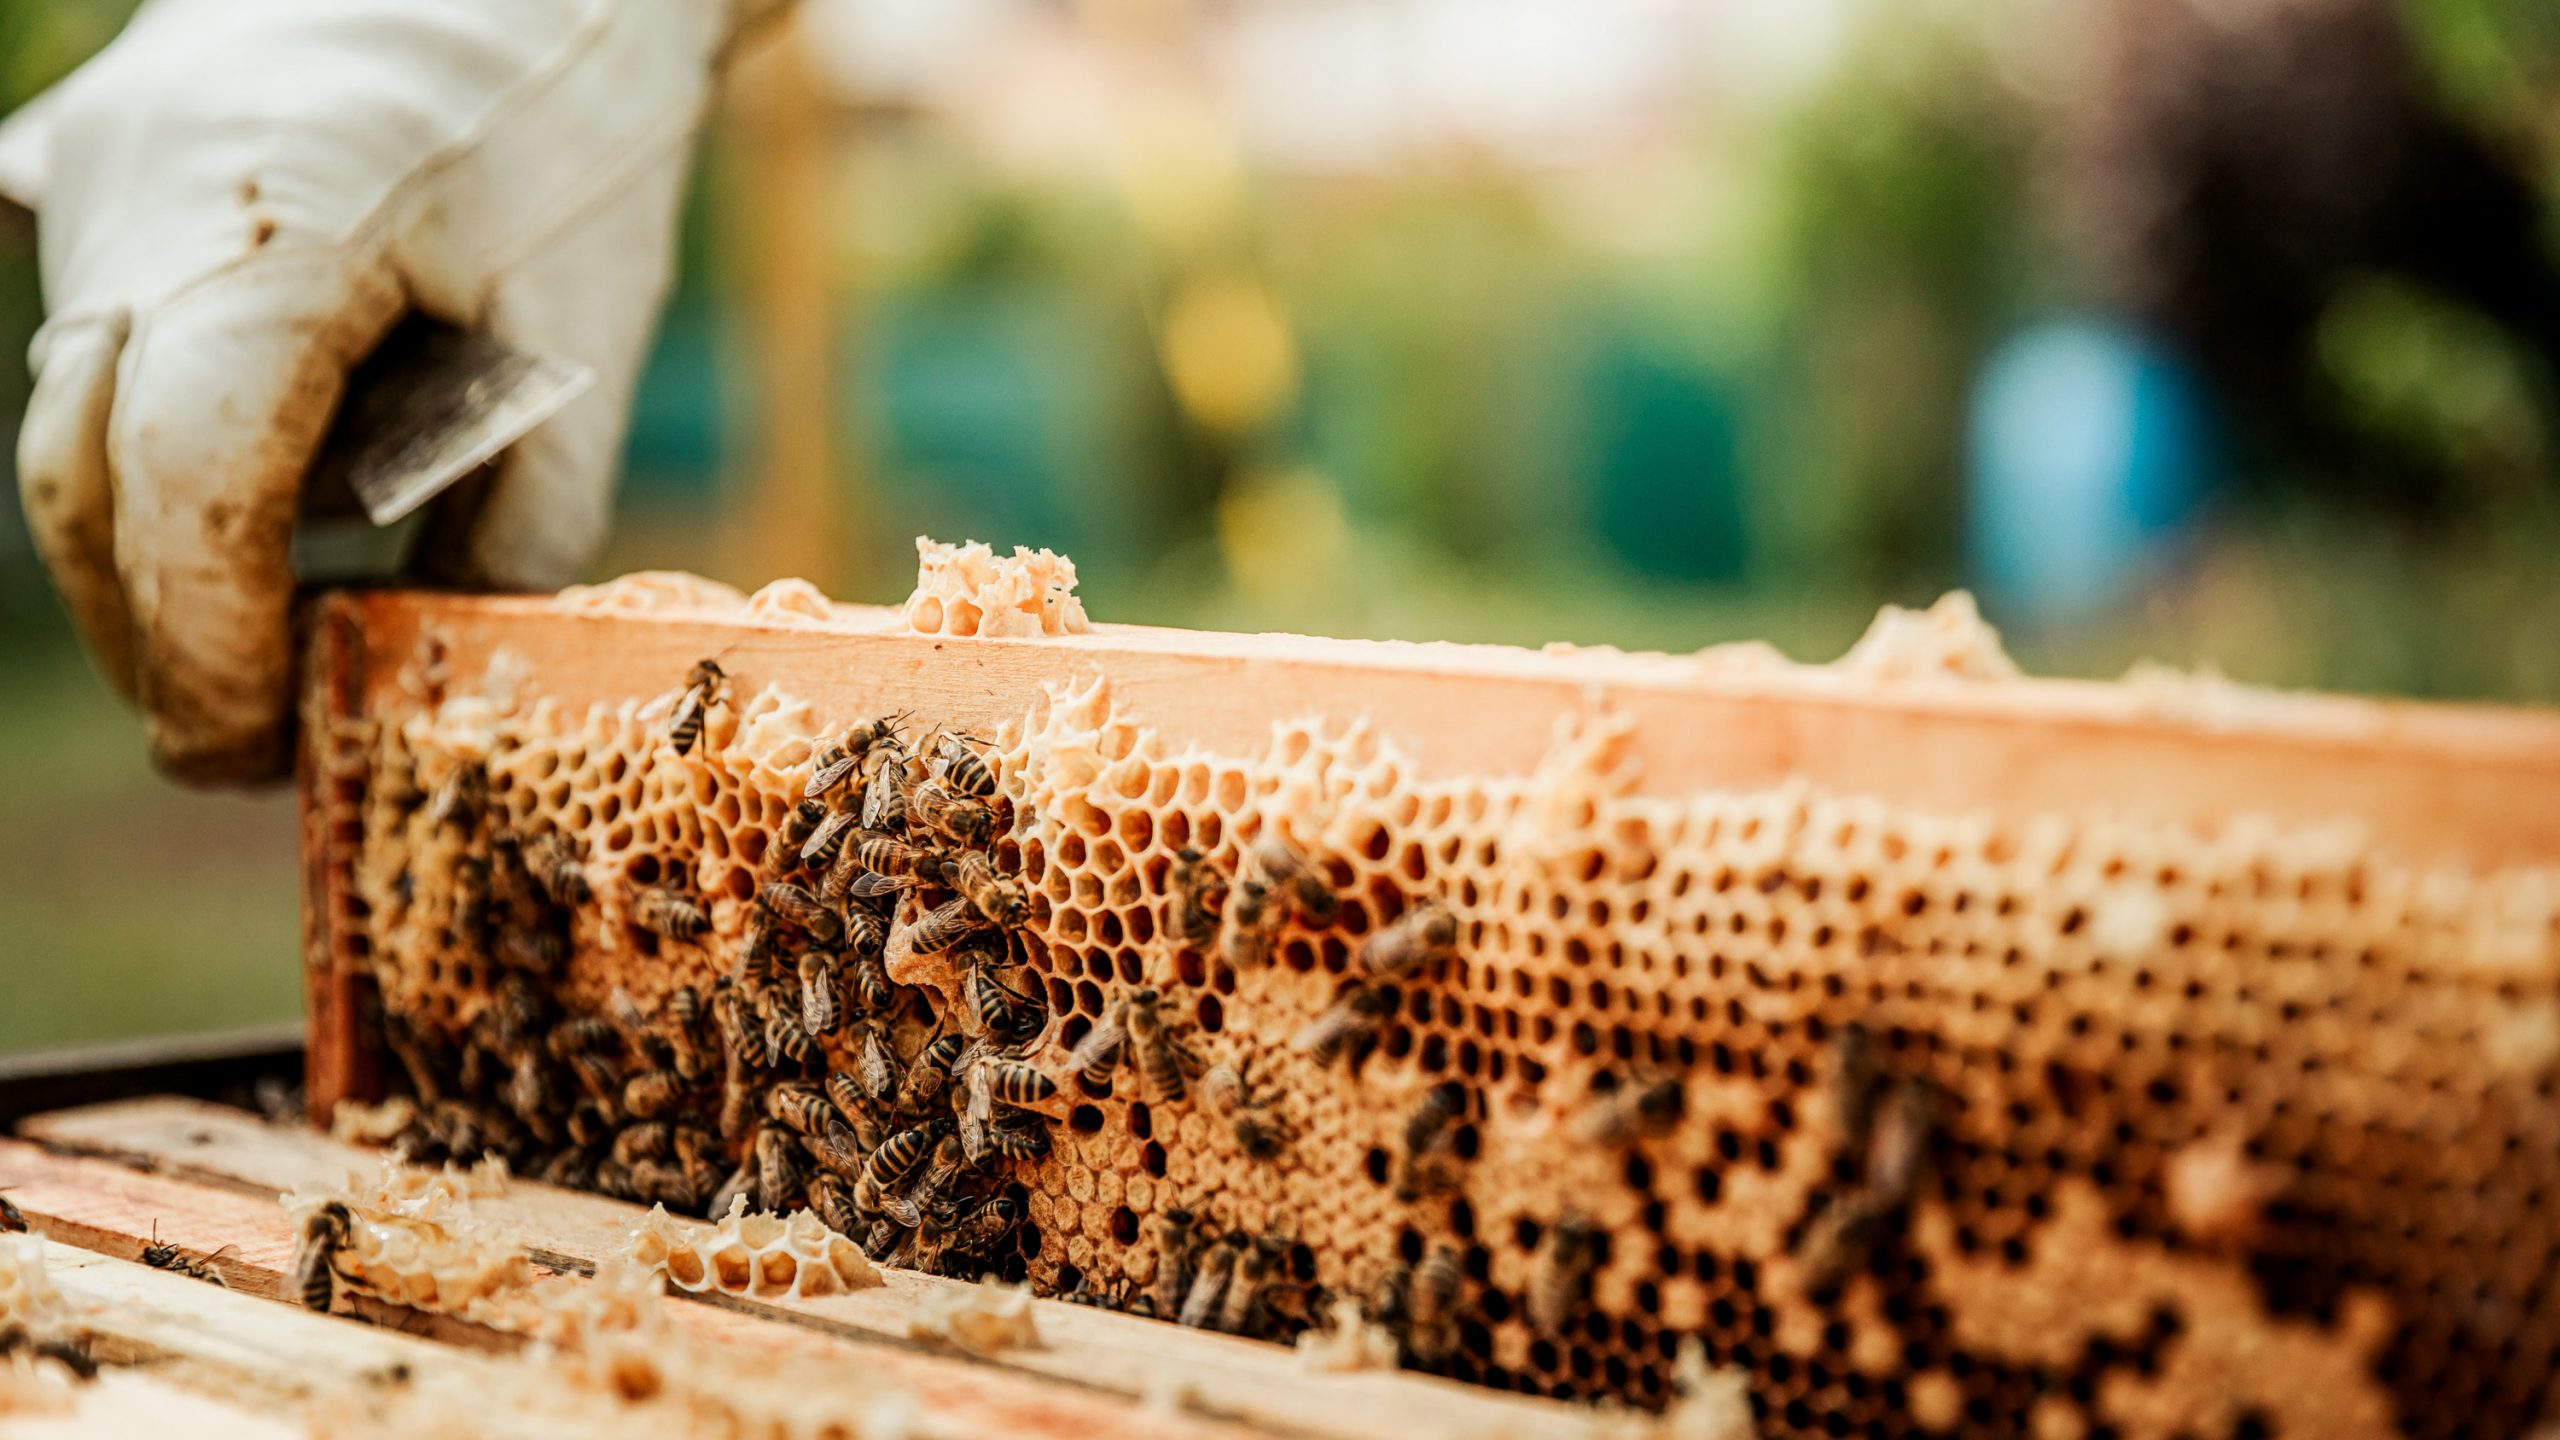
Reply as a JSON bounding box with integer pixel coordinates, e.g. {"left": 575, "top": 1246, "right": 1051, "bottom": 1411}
{"left": 298, "top": 569, "right": 2560, "bottom": 1440}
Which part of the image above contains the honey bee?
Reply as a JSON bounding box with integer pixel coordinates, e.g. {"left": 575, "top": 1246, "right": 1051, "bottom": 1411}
{"left": 1200, "top": 1063, "right": 1284, "bottom": 1160}
{"left": 736, "top": 916, "right": 785, "bottom": 985}
{"left": 753, "top": 1125, "right": 804, "bottom": 1212}
{"left": 798, "top": 808, "right": 860, "bottom": 873}
{"left": 947, "top": 852, "right": 1029, "bottom": 927}
{"left": 894, "top": 1033, "right": 968, "bottom": 1115}
{"left": 941, "top": 1195, "right": 1019, "bottom": 1257}
{"left": 1573, "top": 1077, "right": 1685, "bottom": 1146}
{"left": 663, "top": 987, "right": 710, "bottom": 1081}
{"left": 547, "top": 1015, "right": 617, "bottom": 1059}
{"left": 988, "top": 1109, "right": 1052, "bottom": 1160}
{"left": 1396, "top": 1080, "right": 1469, "bottom": 1200}
{"left": 1801, "top": 1075, "right": 1938, "bottom": 1302}
{"left": 798, "top": 949, "right": 846, "bottom": 1036}
{"left": 1822, "top": 1023, "right": 1881, "bottom": 1164}
{"left": 1220, "top": 1235, "right": 1285, "bottom": 1335}
{"left": 567, "top": 1097, "right": 615, "bottom": 1149}
{"left": 1180, "top": 1233, "right": 1248, "bottom": 1329}
{"left": 929, "top": 732, "right": 996, "bottom": 798}
{"left": 1408, "top": 1245, "right": 1461, "bottom": 1363}
{"left": 804, "top": 744, "right": 863, "bottom": 803}
{"left": 1244, "top": 835, "right": 1334, "bottom": 923}
{"left": 777, "top": 798, "right": 829, "bottom": 866}
{"left": 1166, "top": 848, "right": 1224, "bottom": 948}
{"left": 857, "top": 1019, "right": 902, "bottom": 1102}
{"left": 675, "top": 1126, "right": 724, "bottom": 1202}
{"left": 711, "top": 983, "right": 765, "bottom": 1068}
{"left": 827, "top": 834, "right": 922, "bottom": 905}
{"left": 1863, "top": 1078, "right": 1935, "bottom": 1208}
{"left": 808, "top": 1171, "right": 864, "bottom": 1237}
{"left": 857, "top": 1123, "right": 940, "bottom": 1210}
{"left": 880, "top": 1133, "right": 969, "bottom": 1227}
{"left": 844, "top": 712, "right": 912, "bottom": 758}
{"left": 1126, "top": 988, "right": 1198, "bottom": 1103}
{"left": 1217, "top": 898, "right": 1281, "bottom": 971}
{"left": 1290, "top": 984, "right": 1397, "bottom": 1069}
{"left": 612, "top": 1122, "right": 676, "bottom": 1167}
{"left": 426, "top": 760, "right": 486, "bottom": 831}
{"left": 908, "top": 778, "right": 995, "bottom": 849}
{"left": 718, "top": 1051, "right": 758, "bottom": 1142}
{"left": 292, "top": 1201, "right": 354, "bottom": 1312}
{"left": 895, "top": 896, "right": 983, "bottom": 957}
{"left": 1068, "top": 995, "right": 1131, "bottom": 1085}
{"left": 808, "top": 1118, "right": 868, "bottom": 1180}
{"left": 668, "top": 658, "right": 726, "bottom": 756}
{"left": 847, "top": 948, "right": 893, "bottom": 1012}
{"left": 965, "top": 958, "right": 1031, "bottom": 1038}
{"left": 979, "top": 1060, "right": 1059, "bottom": 1109}
{"left": 859, "top": 762, "right": 911, "bottom": 831}
{"left": 140, "top": 1223, "right": 234, "bottom": 1288}
{"left": 1359, "top": 901, "right": 1458, "bottom": 980}
{"left": 620, "top": 1067, "right": 685, "bottom": 1120}
{"left": 627, "top": 1160, "right": 705, "bottom": 1210}
{"left": 823, "top": 1072, "right": 882, "bottom": 1142}
{"left": 519, "top": 831, "right": 592, "bottom": 907}
{"left": 633, "top": 886, "right": 710, "bottom": 943}
{"left": 811, "top": 716, "right": 909, "bottom": 801}
{"left": 760, "top": 990, "right": 821, "bottom": 1069}
{"left": 759, "top": 881, "right": 843, "bottom": 945}
{"left": 767, "top": 1081, "right": 836, "bottom": 1136}
{"left": 1527, "top": 1216, "right": 1604, "bottom": 1335}
{"left": 1148, "top": 1208, "right": 1197, "bottom": 1319}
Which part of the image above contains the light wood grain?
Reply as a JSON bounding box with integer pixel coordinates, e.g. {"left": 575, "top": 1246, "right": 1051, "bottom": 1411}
{"left": 0, "top": 1137, "right": 1274, "bottom": 1440}
{"left": 20, "top": 1099, "right": 1606, "bottom": 1440}
{"left": 0, "top": 1370, "right": 311, "bottom": 1440}
{"left": 20, "top": 1238, "right": 583, "bottom": 1440}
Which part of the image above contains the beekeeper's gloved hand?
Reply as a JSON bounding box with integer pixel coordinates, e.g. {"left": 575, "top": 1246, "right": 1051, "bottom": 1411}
{"left": 0, "top": 0, "right": 738, "bottom": 784}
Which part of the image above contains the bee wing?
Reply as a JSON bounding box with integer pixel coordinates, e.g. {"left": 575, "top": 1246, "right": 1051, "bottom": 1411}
{"left": 801, "top": 809, "right": 856, "bottom": 863}
{"left": 1067, "top": 1009, "right": 1127, "bottom": 1072}
{"left": 669, "top": 686, "right": 705, "bottom": 735}
{"left": 847, "top": 871, "right": 913, "bottom": 901}
{"left": 804, "top": 753, "right": 861, "bottom": 800}
{"left": 957, "top": 1063, "right": 994, "bottom": 1163}
{"left": 1167, "top": 1030, "right": 1208, "bottom": 1079}
{"left": 1289, "top": 1012, "right": 1347, "bottom": 1054}
{"left": 877, "top": 1191, "right": 924, "bottom": 1228}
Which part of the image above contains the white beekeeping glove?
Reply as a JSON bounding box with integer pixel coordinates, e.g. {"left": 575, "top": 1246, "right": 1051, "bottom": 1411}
{"left": 0, "top": 0, "right": 735, "bottom": 783}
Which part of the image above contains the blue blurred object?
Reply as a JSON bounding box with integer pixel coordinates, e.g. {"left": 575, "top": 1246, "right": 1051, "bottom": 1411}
{"left": 1586, "top": 334, "right": 1746, "bottom": 583}
{"left": 1965, "top": 319, "right": 2213, "bottom": 622}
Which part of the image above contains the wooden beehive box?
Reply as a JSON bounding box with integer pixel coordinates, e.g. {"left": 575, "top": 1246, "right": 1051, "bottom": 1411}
{"left": 285, "top": 568, "right": 2560, "bottom": 1440}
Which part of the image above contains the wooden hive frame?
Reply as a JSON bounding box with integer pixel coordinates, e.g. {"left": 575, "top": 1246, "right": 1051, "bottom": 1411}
{"left": 295, "top": 580, "right": 2560, "bottom": 1440}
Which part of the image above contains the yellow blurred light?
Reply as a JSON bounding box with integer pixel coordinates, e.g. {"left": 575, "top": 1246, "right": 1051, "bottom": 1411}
{"left": 1160, "top": 273, "right": 1299, "bottom": 435}
{"left": 1111, "top": 88, "right": 1245, "bottom": 254}
{"left": 1077, "top": 0, "right": 1192, "bottom": 40}
{"left": 1216, "top": 467, "right": 1352, "bottom": 609}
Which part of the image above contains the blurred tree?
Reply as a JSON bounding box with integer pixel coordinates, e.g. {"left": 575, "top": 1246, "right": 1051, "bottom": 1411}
{"left": 1754, "top": 5, "right": 2039, "bottom": 594}
{"left": 2061, "top": 0, "right": 2560, "bottom": 521}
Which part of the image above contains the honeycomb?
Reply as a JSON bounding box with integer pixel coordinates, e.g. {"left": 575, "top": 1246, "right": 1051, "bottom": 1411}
{"left": 308, "top": 565, "right": 2560, "bottom": 1440}
{"left": 628, "top": 1200, "right": 881, "bottom": 1301}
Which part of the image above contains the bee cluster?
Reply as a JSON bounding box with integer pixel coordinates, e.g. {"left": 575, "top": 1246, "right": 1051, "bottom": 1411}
{"left": 365, "top": 665, "right": 1057, "bottom": 1283}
